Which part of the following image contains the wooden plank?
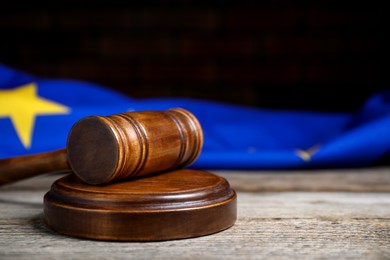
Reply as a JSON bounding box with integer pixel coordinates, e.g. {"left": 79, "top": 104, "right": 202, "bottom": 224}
{"left": 217, "top": 167, "right": 390, "bottom": 192}
{"left": 2, "top": 166, "right": 390, "bottom": 193}
{"left": 0, "top": 172, "right": 389, "bottom": 259}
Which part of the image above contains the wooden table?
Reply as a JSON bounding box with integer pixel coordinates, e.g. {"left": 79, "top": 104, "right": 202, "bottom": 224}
{"left": 1, "top": 168, "right": 389, "bottom": 259}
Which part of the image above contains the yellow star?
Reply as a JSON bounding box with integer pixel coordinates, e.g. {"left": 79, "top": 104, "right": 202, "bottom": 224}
{"left": 294, "top": 144, "right": 321, "bottom": 162}
{"left": 0, "top": 83, "right": 70, "bottom": 149}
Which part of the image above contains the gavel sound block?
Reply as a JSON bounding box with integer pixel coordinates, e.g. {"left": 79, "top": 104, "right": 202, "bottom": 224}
{"left": 0, "top": 108, "right": 237, "bottom": 241}
{"left": 44, "top": 169, "right": 237, "bottom": 241}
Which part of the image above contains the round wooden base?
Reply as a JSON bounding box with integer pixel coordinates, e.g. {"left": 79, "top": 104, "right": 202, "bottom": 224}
{"left": 44, "top": 169, "right": 237, "bottom": 241}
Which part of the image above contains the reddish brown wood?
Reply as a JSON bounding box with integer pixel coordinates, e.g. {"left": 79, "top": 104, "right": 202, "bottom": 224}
{"left": 67, "top": 108, "right": 203, "bottom": 184}
{"left": 0, "top": 149, "right": 68, "bottom": 186}
{"left": 44, "top": 169, "right": 237, "bottom": 241}
{"left": 0, "top": 108, "right": 203, "bottom": 186}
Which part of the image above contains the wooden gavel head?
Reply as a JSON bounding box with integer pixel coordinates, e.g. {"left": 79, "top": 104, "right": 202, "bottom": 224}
{"left": 67, "top": 108, "right": 203, "bottom": 185}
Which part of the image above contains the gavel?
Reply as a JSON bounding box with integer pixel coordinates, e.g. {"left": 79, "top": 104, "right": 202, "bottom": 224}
{"left": 0, "top": 108, "right": 203, "bottom": 186}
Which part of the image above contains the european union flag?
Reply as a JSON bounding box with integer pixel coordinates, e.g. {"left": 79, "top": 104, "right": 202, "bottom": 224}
{"left": 1, "top": 63, "right": 390, "bottom": 169}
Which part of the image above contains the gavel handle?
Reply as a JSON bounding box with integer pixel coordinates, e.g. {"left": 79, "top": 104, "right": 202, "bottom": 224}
{"left": 0, "top": 149, "right": 69, "bottom": 187}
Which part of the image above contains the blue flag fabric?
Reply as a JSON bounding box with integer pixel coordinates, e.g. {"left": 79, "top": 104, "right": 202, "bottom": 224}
{"left": 1, "top": 63, "right": 390, "bottom": 169}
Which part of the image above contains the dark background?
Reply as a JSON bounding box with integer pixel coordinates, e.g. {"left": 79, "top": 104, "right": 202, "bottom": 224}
{"left": 0, "top": 1, "right": 386, "bottom": 112}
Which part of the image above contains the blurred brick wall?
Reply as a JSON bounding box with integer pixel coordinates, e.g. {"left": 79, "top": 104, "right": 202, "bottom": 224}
{"left": 0, "top": 1, "right": 385, "bottom": 111}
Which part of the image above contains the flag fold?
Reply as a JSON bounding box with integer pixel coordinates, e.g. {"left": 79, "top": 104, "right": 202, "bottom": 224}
{"left": 1, "top": 64, "right": 389, "bottom": 169}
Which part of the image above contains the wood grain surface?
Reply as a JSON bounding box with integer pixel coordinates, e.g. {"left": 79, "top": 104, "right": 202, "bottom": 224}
{"left": 68, "top": 108, "right": 203, "bottom": 184}
{"left": 0, "top": 168, "right": 389, "bottom": 259}
{"left": 44, "top": 170, "right": 236, "bottom": 241}
{"left": 0, "top": 149, "right": 68, "bottom": 187}
{"left": 216, "top": 167, "right": 390, "bottom": 192}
